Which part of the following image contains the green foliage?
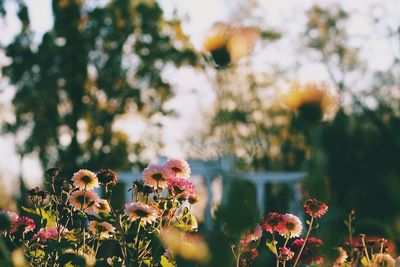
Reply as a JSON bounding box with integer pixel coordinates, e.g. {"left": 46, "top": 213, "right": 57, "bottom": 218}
{"left": 1, "top": 161, "right": 203, "bottom": 266}
{"left": 323, "top": 108, "right": 400, "bottom": 237}
{"left": 2, "top": 0, "right": 197, "bottom": 174}
{"left": 215, "top": 179, "right": 259, "bottom": 235}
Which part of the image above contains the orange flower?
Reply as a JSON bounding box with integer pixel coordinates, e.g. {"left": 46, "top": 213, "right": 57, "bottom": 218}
{"left": 203, "top": 23, "right": 260, "bottom": 67}
{"left": 68, "top": 190, "right": 99, "bottom": 211}
{"left": 88, "top": 221, "right": 115, "bottom": 238}
{"left": 282, "top": 82, "right": 339, "bottom": 121}
{"left": 124, "top": 202, "right": 158, "bottom": 225}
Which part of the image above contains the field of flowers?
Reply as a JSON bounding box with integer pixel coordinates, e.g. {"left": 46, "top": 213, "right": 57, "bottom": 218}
{"left": 0, "top": 159, "right": 398, "bottom": 266}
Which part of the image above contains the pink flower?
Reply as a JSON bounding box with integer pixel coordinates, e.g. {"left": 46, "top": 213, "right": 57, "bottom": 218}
{"left": 124, "top": 202, "right": 158, "bottom": 225}
{"left": 9, "top": 216, "right": 35, "bottom": 234}
{"left": 263, "top": 212, "right": 284, "bottom": 233}
{"left": 279, "top": 247, "right": 295, "bottom": 261}
{"left": 240, "top": 224, "right": 263, "bottom": 247}
{"left": 88, "top": 221, "right": 115, "bottom": 238}
{"left": 143, "top": 163, "right": 172, "bottom": 188}
{"left": 68, "top": 190, "right": 99, "bottom": 212}
{"left": 166, "top": 177, "right": 195, "bottom": 197}
{"left": 291, "top": 237, "right": 324, "bottom": 265}
{"left": 32, "top": 227, "right": 59, "bottom": 242}
{"left": 304, "top": 199, "right": 328, "bottom": 218}
{"left": 164, "top": 158, "right": 191, "bottom": 179}
{"left": 277, "top": 214, "right": 302, "bottom": 238}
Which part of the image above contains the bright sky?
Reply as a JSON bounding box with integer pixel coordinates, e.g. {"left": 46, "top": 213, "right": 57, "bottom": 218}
{"left": 0, "top": 0, "right": 399, "bottom": 194}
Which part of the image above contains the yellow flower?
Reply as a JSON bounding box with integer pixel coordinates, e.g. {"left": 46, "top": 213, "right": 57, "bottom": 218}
{"left": 71, "top": 169, "right": 99, "bottom": 190}
{"left": 227, "top": 27, "right": 260, "bottom": 63}
{"left": 203, "top": 23, "right": 231, "bottom": 53}
{"left": 88, "top": 221, "right": 115, "bottom": 238}
{"left": 159, "top": 228, "right": 210, "bottom": 263}
{"left": 282, "top": 82, "right": 339, "bottom": 121}
{"left": 203, "top": 23, "right": 260, "bottom": 67}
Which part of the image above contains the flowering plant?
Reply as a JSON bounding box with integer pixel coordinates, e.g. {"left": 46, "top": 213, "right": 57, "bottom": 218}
{"left": 232, "top": 198, "right": 399, "bottom": 267}
{"left": 0, "top": 159, "right": 207, "bottom": 266}
{"left": 231, "top": 198, "right": 327, "bottom": 267}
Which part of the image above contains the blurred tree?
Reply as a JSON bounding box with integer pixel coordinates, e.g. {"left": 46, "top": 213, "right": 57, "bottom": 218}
{"left": 188, "top": 66, "right": 308, "bottom": 172}
{"left": 1, "top": 0, "right": 197, "bottom": 174}
{"left": 304, "top": 4, "right": 400, "bottom": 242}
{"left": 190, "top": 12, "right": 305, "bottom": 172}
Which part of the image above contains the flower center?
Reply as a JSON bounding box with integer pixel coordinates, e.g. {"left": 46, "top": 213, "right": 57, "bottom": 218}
{"left": 97, "top": 225, "right": 107, "bottom": 233}
{"left": 309, "top": 203, "right": 320, "bottom": 212}
{"left": 172, "top": 167, "right": 182, "bottom": 174}
{"left": 76, "top": 195, "right": 89, "bottom": 205}
{"left": 268, "top": 218, "right": 280, "bottom": 227}
{"left": 134, "top": 209, "right": 150, "bottom": 218}
{"left": 286, "top": 222, "right": 295, "bottom": 230}
{"left": 173, "top": 186, "right": 184, "bottom": 193}
{"left": 81, "top": 175, "right": 91, "bottom": 184}
{"left": 152, "top": 173, "right": 164, "bottom": 181}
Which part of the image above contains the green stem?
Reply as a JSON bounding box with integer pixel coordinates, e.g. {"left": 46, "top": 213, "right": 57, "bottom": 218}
{"left": 283, "top": 235, "right": 290, "bottom": 247}
{"left": 110, "top": 207, "right": 128, "bottom": 264}
{"left": 82, "top": 187, "right": 87, "bottom": 253}
{"left": 134, "top": 220, "right": 142, "bottom": 263}
{"left": 0, "top": 238, "right": 10, "bottom": 261}
{"left": 236, "top": 251, "right": 241, "bottom": 267}
{"left": 360, "top": 235, "right": 371, "bottom": 265}
{"left": 293, "top": 217, "right": 314, "bottom": 267}
{"left": 272, "top": 233, "right": 279, "bottom": 267}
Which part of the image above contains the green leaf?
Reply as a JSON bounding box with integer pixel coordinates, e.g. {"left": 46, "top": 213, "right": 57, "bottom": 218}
{"left": 160, "top": 255, "right": 176, "bottom": 267}
{"left": 266, "top": 240, "right": 277, "bottom": 255}
{"left": 41, "top": 210, "right": 57, "bottom": 227}
{"left": 21, "top": 206, "right": 57, "bottom": 227}
{"left": 173, "top": 221, "right": 192, "bottom": 232}
{"left": 29, "top": 248, "right": 45, "bottom": 258}
{"left": 21, "top": 206, "right": 37, "bottom": 215}
{"left": 360, "top": 256, "right": 369, "bottom": 266}
{"left": 182, "top": 207, "right": 189, "bottom": 216}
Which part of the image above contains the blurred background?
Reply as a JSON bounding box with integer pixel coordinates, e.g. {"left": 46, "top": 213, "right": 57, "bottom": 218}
{"left": 0, "top": 0, "right": 399, "bottom": 264}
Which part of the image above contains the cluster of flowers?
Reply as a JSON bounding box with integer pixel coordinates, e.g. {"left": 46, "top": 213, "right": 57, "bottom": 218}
{"left": 234, "top": 199, "right": 400, "bottom": 267}
{"left": 0, "top": 159, "right": 206, "bottom": 266}
{"left": 233, "top": 198, "right": 328, "bottom": 267}
{"left": 336, "top": 210, "right": 400, "bottom": 267}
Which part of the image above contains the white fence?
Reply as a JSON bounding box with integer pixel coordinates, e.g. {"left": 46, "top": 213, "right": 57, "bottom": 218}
{"left": 118, "top": 157, "right": 306, "bottom": 228}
